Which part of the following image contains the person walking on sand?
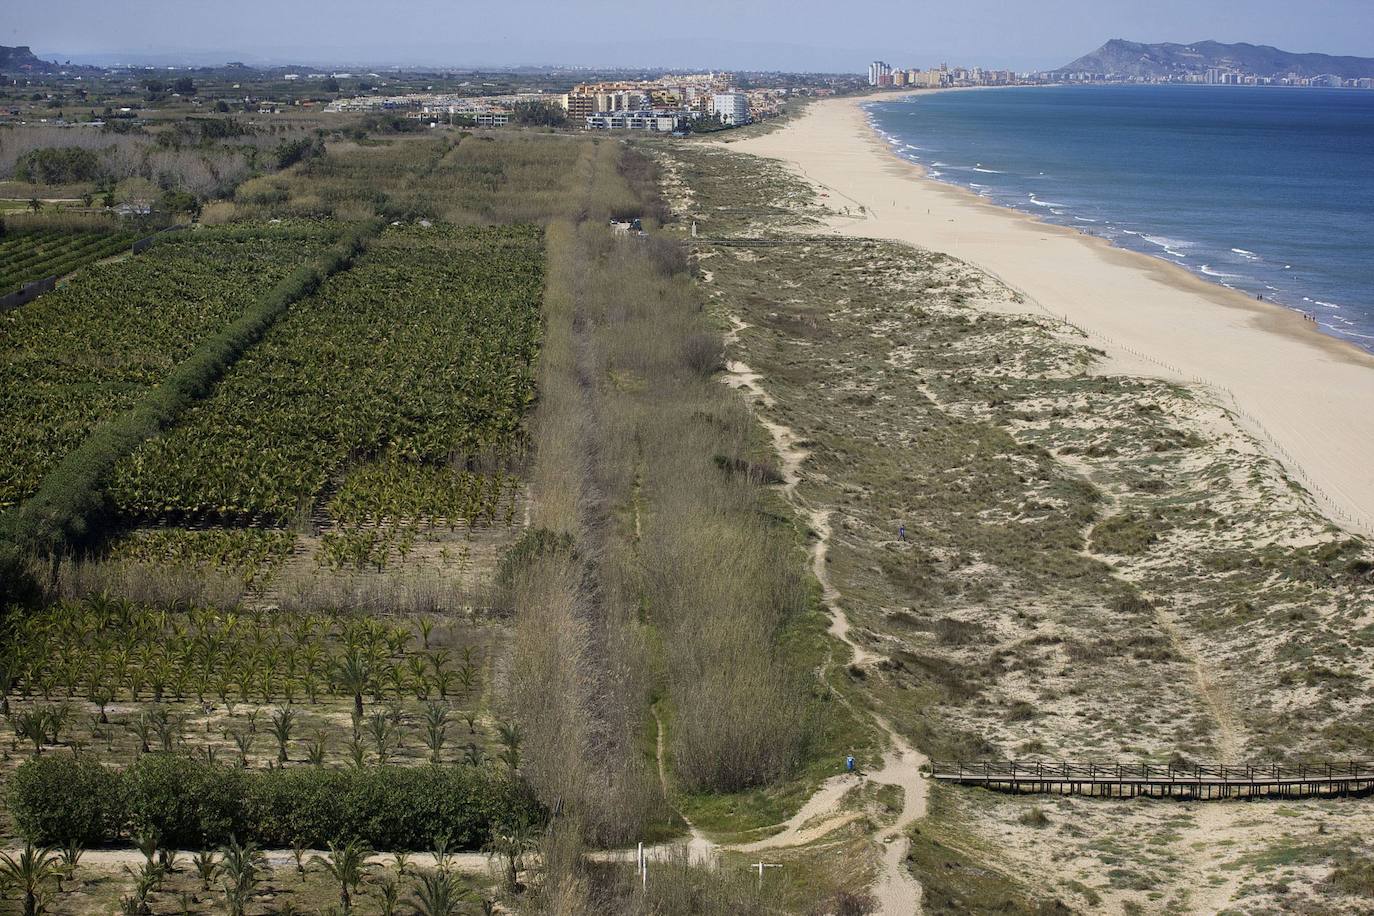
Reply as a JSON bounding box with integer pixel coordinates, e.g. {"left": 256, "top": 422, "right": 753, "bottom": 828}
{"left": 898, "top": 524, "right": 907, "bottom": 542}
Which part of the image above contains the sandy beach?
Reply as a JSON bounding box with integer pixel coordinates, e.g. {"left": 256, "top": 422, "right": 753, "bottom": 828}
{"left": 728, "top": 93, "right": 1374, "bottom": 534}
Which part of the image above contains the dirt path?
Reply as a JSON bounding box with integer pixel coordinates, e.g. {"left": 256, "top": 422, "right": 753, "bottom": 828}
{"left": 720, "top": 315, "right": 929, "bottom": 915}
{"left": 651, "top": 705, "right": 716, "bottom": 866}
{"left": 1154, "top": 607, "right": 1244, "bottom": 763}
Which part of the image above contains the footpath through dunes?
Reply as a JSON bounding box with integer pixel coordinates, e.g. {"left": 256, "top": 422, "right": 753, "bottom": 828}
{"left": 725, "top": 93, "right": 1374, "bottom": 537}
{"left": 722, "top": 321, "right": 929, "bottom": 914}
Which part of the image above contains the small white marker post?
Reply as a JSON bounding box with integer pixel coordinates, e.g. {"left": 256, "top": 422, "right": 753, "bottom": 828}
{"left": 638, "top": 842, "right": 647, "bottom": 890}
{"left": 753, "top": 861, "right": 782, "bottom": 888}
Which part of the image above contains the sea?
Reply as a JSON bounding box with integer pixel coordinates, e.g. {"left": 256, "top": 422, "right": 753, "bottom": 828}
{"left": 865, "top": 85, "right": 1374, "bottom": 350}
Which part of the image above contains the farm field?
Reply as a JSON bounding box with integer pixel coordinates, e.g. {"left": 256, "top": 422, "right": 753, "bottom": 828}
{"left": 0, "top": 599, "right": 505, "bottom": 781}
{"left": 230, "top": 131, "right": 638, "bottom": 225}
{"left": 0, "top": 128, "right": 866, "bottom": 916}
{"left": 86, "top": 223, "right": 543, "bottom": 606}
{"left": 0, "top": 227, "right": 140, "bottom": 294}
{"left": 0, "top": 223, "right": 338, "bottom": 510}
{"left": 110, "top": 224, "right": 541, "bottom": 527}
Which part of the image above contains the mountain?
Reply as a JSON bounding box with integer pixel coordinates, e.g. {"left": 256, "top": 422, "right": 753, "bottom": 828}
{"left": 1057, "top": 39, "right": 1374, "bottom": 80}
{"left": 0, "top": 45, "right": 62, "bottom": 73}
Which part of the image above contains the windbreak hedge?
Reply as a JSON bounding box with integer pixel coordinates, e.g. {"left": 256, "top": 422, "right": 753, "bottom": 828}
{"left": 9, "top": 755, "right": 541, "bottom": 850}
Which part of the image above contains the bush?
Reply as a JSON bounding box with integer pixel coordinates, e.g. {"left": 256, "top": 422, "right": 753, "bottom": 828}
{"left": 8, "top": 755, "right": 126, "bottom": 845}
{"left": 242, "top": 765, "right": 544, "bottom": 850}
{"left": 8, "top": 755, "right": 542, "bottom": 851}
{"left": 125, "top": 754, "right": 247, "bottom": 848}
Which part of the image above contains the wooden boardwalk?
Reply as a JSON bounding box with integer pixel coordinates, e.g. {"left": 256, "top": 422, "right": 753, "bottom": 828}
{"left": 695, "top": 235, "right": 863, "bottom": 247}
{"left": 924, "top": 760, "right": 1374, "bottom": 799}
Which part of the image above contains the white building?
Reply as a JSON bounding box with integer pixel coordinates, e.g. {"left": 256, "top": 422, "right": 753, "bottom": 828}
{"left": 711, "top": 92, "right": 750, "bottom": 126}
{"left": 868, "top": 61, "right": 893, "bottom": 86}
{"left": 586, "top": 112, "right": 683, "bottom": 132}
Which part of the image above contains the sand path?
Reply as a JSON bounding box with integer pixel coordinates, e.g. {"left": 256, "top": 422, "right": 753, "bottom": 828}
{"left": 721, "top": 318, "right": 929, "bottom": 915}
{"left": 727, "top": 94, "right": 1374, "bottom": 537}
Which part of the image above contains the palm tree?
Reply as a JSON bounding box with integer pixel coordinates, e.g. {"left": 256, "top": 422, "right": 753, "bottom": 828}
{"left": 309, "top": 839, "right": 373, "bottom": 914}
{"left": 131, "top": 712, "right": 153, "bottom": 755}
{"left": 495, "top": 720, "right": 521, "bottom": 773}
{"left": 422, "top": 703, "right": 448, "bottom": 764}
{"left": 217, "top": 837, "right": 265, "bottom": 916}
{"left": 430, "top": 835, "right": 453, "bottom": 874}
{"left": 335, "top": 651, "right": 370, "bottom": 718}
{"left": 484, "top": 818, "right": 536, "bottom": 892}
{"left": 0, "top": 844, "right": 62, "bottom": 916}
{"left": 375, "top": 876, "right": 399, "bottom": 916}
{"left": 269, "top": 706, "right": 296, "bottom": 762}
{"left": 407, "top": 656, "right": 430, "bottom": 699}
{"left": 191, "top": 849, "right": 218, "bottom": 891}
{"left": 367, "top": 711, "right": 394, "bottom": 764}
{"left": 0, "top": 650, "right": 17, "bottom": 716}
{"left": 57, "top": 840, "right": 83, "bottom": 883}
{"left": 230, "top": 731, "right": 253, "bottom": 767}
{"left": 13, "top": 709, "right": 48, "bottom": 756}
{"left": 408, "top": 869, "right": 473, "bottom": 916}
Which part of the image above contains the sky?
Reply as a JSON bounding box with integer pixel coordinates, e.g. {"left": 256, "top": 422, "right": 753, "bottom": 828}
{"left": 9, "top": 0, "right": 1374, "bottom": 73}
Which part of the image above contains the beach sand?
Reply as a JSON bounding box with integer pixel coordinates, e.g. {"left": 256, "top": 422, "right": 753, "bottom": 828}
{"left": 727, "top": 93, "right": 1374, "bottom": 535}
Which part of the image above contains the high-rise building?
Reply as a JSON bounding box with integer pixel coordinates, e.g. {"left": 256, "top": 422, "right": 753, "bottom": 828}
{"left": 868, "top": 61, "right": 893, "bottom": 86}
{"left": 711, "top": 92, "right": 750, "bottom": 125}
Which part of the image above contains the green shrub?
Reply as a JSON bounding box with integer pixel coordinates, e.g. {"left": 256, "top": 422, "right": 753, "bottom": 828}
{"left": 339, "top": 766, "right": 540, "bottom": 850}
{"left": 8, "top": 755, "right": 542, "bottom": 851}
{"left": 125, "top": 754, "right": 247, "bottom": 848}
{"left": 243, "top": 767, "right": 351, "bottom": 846}
{"left": 8, "top": 755, "right": 126, "bottom": 845}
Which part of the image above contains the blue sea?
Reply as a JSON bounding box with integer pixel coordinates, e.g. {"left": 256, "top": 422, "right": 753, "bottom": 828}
{"left": 865, "top": 86, "right": 1374, "bottom": 349}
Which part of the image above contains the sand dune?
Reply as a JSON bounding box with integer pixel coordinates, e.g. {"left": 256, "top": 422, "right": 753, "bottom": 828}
{"left": 729, "top": 94, "right": 1374, "bottom": 535}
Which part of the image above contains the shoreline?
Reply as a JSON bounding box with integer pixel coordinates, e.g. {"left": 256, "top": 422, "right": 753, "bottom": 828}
{"left": 728, "top": 94, "right": 1374, "bottom": 534}
{"left": 858, "top": 89, "right": 1371, "bottom": 354}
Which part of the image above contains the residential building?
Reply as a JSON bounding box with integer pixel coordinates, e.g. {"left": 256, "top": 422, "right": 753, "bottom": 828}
{"left": 712, "top": 92, "right": 750, "bottom": 125}
{"left": 868, "top": 61, "right": 892, "bottom": 86}
{"left": 586, "top": 111, "right": 684, "bottom": 132}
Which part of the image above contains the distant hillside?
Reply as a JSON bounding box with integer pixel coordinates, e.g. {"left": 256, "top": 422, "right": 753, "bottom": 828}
{"left": 0, "top": 45, "right": 59, "bottom": 73}
{"left": 1058, "top": 39, "right": 1374, "bottom": 79}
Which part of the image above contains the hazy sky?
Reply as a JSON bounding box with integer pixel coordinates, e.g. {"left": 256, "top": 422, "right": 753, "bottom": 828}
{"left": 10, "top": 0, "right": 1374, "bottom": 72}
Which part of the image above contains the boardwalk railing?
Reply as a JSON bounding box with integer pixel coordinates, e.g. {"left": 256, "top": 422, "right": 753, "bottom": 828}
{"left": 695, "top": 235, "right": 865, "bottom": 247}
{"left": 924, "top": 760, "right": 1374, "bottom": 799}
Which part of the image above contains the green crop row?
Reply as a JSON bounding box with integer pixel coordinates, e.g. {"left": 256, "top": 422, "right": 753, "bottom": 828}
{"left": 0, "top": 230, "right": 141, "bottom": 292}
{"left": 110, "top": 224, "right": 543, "bottom": 523}
{"left": 0, "top": 224, "right": 339, "bottom": 511}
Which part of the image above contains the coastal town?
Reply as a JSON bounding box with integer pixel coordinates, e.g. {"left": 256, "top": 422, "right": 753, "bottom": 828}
{"left": 322, "top": 73, "right": 791, "bottom": 132}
